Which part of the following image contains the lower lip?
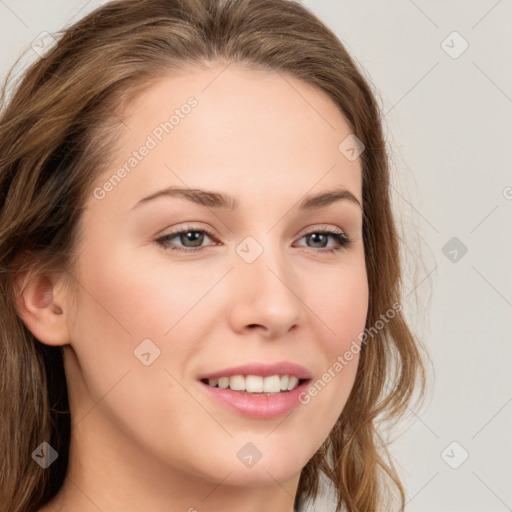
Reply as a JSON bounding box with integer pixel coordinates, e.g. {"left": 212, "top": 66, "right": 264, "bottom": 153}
{"left": 199, "top": 380, "right": 310, "bottom": 419}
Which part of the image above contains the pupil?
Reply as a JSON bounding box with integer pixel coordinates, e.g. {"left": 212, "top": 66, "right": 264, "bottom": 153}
{"left": 309, "top": 233, "right": 327, "bottom": 248}
{"left": 182, "top": 231, "right": 203, "bottom": 247}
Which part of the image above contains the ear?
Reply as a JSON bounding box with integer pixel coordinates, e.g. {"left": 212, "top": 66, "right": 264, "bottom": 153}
{"left": 13, "top": 270, "right": 71, "bottom": 346}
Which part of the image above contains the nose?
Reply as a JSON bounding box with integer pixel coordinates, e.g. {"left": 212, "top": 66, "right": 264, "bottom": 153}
{"left": 227, "top": 242, "right": 304, "bottom": 340}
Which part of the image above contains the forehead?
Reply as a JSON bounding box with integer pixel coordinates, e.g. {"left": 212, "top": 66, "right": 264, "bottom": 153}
{"left": 90, "top": 63, "right": 362, "bottom": 212}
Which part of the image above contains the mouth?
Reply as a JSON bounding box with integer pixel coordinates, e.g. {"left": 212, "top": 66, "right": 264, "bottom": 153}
{"left": 200, "top": 374, "right": 309, "bottom": 395}
{"left": 199, "top": 374, "right": 311, "bottom": 420}
{"left": 197, "top": 361, "right": 313, "bottom": 419}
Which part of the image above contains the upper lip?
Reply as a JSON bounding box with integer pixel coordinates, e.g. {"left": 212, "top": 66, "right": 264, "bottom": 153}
{"left": 198, "top": 361, "right": 313, "bottom": 381}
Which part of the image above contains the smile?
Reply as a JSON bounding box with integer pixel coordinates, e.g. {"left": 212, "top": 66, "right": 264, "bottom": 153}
{"left": 202, "top": 374, "right": 303, "bottom": 394}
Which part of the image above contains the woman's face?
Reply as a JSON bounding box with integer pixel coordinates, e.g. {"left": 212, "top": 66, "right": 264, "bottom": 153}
{"left": 63, "top": 63, "right": 368, "bottom": 491}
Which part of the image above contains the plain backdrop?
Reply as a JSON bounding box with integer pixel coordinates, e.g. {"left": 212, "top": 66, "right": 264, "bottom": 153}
{"left": 1, "top": 1, "right": 511, "bottom": 511}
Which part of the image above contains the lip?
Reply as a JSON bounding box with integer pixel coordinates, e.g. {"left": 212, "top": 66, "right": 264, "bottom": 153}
{"left": 198, "top": 361, "right": 313, "bottom": 381}
{"left": 199, "top": 378, "right": 311, "bottom": 419}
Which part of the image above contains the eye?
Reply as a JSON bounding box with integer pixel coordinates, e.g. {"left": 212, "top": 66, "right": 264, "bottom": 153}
{"left": 155, "top": 224, "right": 351, "bottom": 254}
{"left": 155, "top": 225, "right": 218, "bottom": 253}
{"left": 295, "top": 227, "right": 351, "bottom": 254}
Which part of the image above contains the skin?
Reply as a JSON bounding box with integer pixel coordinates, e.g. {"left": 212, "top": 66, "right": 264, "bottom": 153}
{"left": 18, "top": 63, "right": 368, "bottom": 512}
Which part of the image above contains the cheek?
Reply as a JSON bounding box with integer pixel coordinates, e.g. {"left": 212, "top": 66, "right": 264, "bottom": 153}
{"left": 299, "top": 259, "right": 368, "bottom": 418}
{"left": 66, "top": 238, "right": 227, "bottom": 414}
{"left": 72, "top": 239, "right": 211, "bottom": 341}
{"left": 308, "top": 259, "right": 369, "bottom": 353}
{"left": 65, "top": 242, "right": 215, "bottom": 468}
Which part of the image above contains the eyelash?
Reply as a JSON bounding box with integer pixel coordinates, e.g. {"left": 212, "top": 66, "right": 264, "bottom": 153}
{"left": 155, "top": 224, "right": 351, "bottom": 255}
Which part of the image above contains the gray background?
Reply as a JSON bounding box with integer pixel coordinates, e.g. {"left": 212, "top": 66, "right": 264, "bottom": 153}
{"left": 1, "top": 1, "right": 511, "bottom": 511}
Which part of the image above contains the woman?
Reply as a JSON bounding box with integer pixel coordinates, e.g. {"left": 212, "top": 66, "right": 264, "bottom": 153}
{"left": 0, "top": 0, "right": 426, "bottom": 511}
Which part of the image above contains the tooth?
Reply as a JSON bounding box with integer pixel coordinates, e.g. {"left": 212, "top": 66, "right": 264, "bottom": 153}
{"left": 287, "top": 376, "right": 299, "bottom": 390}
{"left": 245, "top": 375, "right": 263, "bottom": 393}
{"left": 229, "top": 375, "right": 245, "bottom": 391}
{"left": 218, "top": 377, "right": 229, "bottom": 389}
{"left": 263, "top": 375, "right": 281, "bottom": 393}
{"left": 210, "top": 374, "right": 300, "bottom": 392}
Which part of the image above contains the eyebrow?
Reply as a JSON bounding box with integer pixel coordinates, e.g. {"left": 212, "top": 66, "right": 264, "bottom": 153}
{"left": 131, "top": 185, "right": 362, "bottom": 211}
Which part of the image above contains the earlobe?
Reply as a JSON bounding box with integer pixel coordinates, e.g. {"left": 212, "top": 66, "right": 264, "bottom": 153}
{"left": 13, "top": 271, "right": 71, "bottom": 346}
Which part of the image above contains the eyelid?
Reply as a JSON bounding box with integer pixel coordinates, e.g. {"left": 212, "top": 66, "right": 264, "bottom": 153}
{"left": 297, "top": 223, "right": 346, "bottom": 237}
{"left": 158, "top": 222, "right": 348, "bottom": 239}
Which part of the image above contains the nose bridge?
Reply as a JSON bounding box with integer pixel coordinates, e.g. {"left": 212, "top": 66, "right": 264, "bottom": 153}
{"left": 237, "top": 231, "right": 291, "bottom": 288}
{"left": 230, "top": 232, "right": 303, "bottom": 336}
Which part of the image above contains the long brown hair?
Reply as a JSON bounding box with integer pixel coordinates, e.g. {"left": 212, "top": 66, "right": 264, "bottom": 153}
{"left": 0, "top": 1, "right": 427, "bottom": 510}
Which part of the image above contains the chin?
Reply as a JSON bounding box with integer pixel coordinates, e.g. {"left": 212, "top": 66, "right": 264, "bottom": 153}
{"left": 215, "top": 464, "right": 303, "bottom": 487}
{"left": 187, "top": 447, "right": 309, "bottom": 487}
